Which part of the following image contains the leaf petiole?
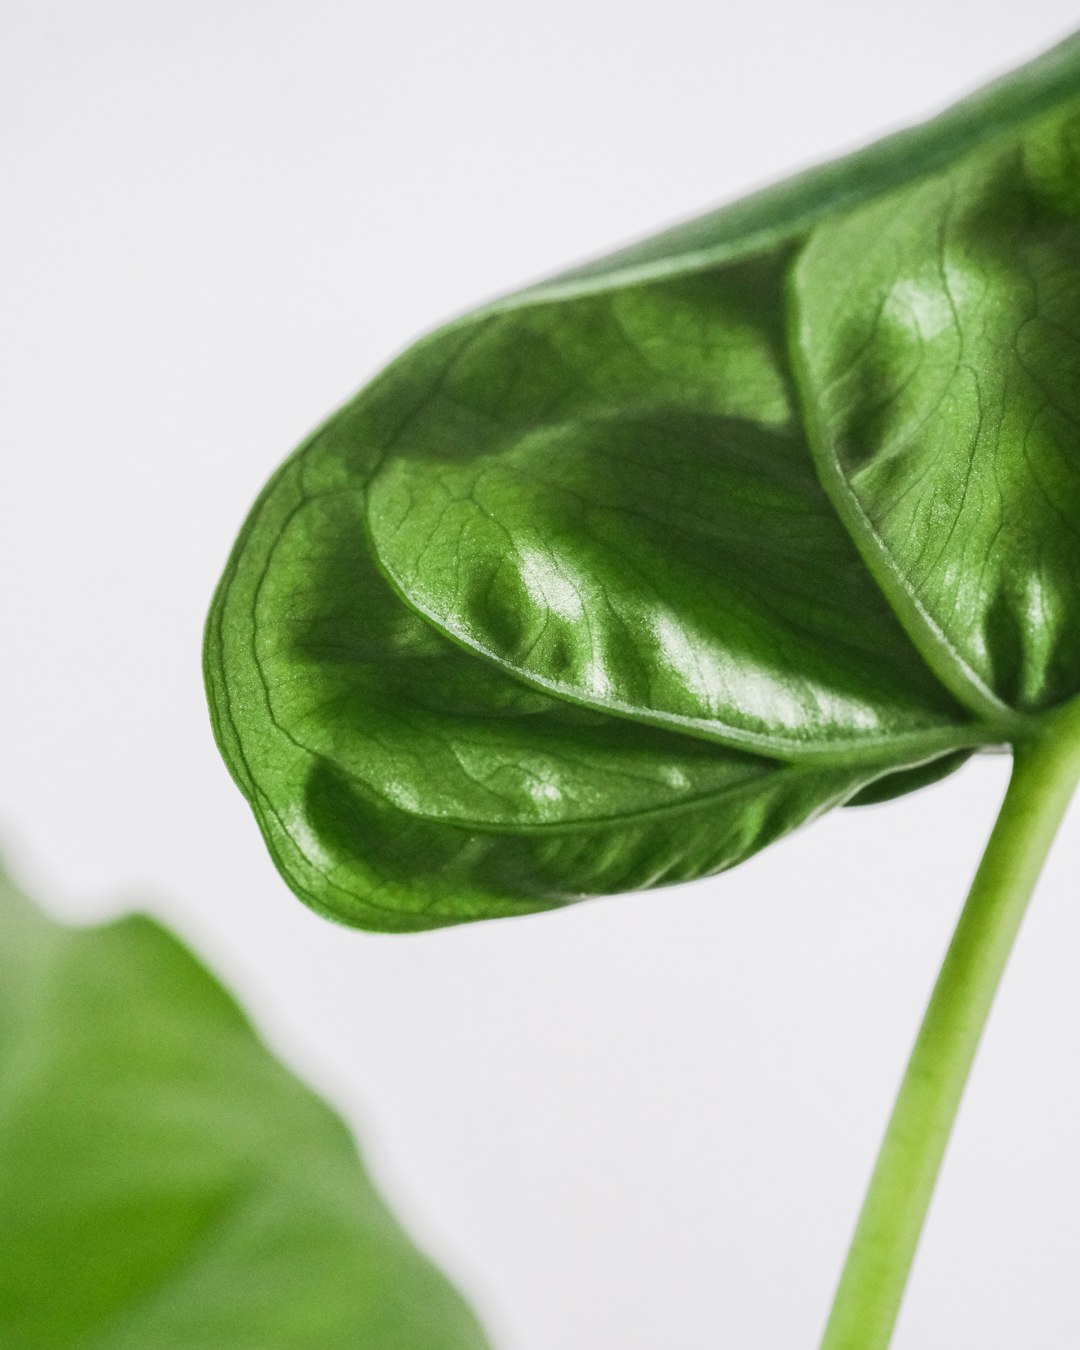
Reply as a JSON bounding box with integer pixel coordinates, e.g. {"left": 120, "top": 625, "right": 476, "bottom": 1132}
{"left": 819, "top": 697, "right": 1080, "bottom": 1350}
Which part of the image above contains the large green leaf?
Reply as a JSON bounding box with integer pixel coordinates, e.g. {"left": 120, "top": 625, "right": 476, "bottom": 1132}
{"left": 206, "top": 32, "right": 1080, "bottom": 931}
{"left": 0, "top": 862, "right": 493, "bottom": 1348}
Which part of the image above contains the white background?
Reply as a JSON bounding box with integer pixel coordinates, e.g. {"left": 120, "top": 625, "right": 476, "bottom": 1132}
{"left": 5, "top": 3, "right": 1080, "bottom": 1346}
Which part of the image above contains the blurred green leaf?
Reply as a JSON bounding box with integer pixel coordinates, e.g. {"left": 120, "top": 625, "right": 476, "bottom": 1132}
{"left": 0, "top": 863, "right": 493, "bottom": 1350}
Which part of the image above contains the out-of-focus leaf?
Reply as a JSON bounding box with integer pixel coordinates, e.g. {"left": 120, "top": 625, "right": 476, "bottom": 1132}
{"left": 0, "top": 863, "right": 493, "bottom": 1349}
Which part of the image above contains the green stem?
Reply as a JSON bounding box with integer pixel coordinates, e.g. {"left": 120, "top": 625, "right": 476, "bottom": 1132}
{"left": 819, "top": 702, "right": 1080, "bottom": 1350}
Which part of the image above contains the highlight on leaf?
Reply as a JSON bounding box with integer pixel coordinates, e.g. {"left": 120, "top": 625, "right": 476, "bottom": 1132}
{"left": 206, "top": 31, "right": 1080, "bottom": 932}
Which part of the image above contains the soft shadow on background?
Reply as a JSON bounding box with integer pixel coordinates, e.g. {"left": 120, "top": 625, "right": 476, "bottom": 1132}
{"left": 4, "top": 3, "right": 1080, "bottom": 1347}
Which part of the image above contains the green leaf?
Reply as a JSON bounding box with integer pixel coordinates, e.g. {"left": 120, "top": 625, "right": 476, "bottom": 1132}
{"left": 842, "top": 749, "right": 976, "bottom": 808}
{"left": 0, "top": 862, "right": 493, "bottom": 1349}
{"left": 364, "top": 258, "right": 971, "bottom": 759}
{"left": 794, "top": 96, "right": 1080, "bottom": 715}
{"left": 206, "top": 33, "right": 1080, "bottom": 930}
{"left": 206, "top": 406, "right": 898, "bottom": 931}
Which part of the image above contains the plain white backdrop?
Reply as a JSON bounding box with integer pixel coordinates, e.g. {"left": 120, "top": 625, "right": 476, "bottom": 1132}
{"left": 5, "top": 3, "right": 1080, "bottom": 1346}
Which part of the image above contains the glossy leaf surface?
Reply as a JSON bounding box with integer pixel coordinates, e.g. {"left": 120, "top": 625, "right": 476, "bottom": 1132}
{"left": 365, "top": 260, "right": 969, "bottom": 758}
{"left": 795, "top": 97, "right": 1080, "bottom": 716}
{"left": 207, "top": 407, "right": 890, "bottom": 930}
{"left": 207, "top": 33, "right": 1080, "bottom": 931}
{"left": 0, "top": 864, "right": 492, "bottom": 1348}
